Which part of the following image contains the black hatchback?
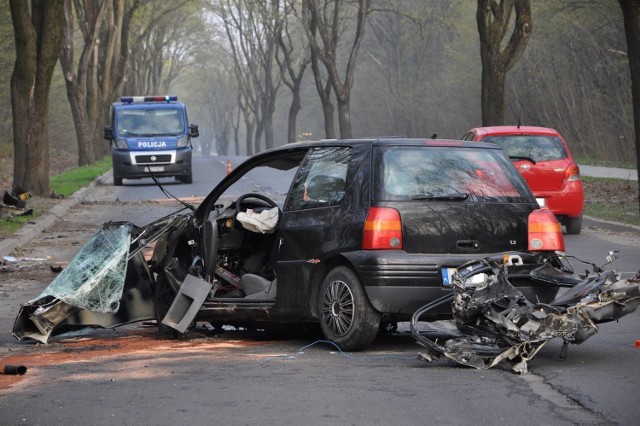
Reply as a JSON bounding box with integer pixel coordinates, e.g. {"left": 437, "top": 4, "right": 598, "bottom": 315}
{"left": 151, "top": 138, "right": 556, "bottom": 350}
{"left": 14, "top": 137, "right": 562, "bottom": 350}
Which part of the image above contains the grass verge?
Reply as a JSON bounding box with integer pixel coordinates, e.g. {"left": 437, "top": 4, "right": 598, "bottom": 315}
{"left": 50, "top": 157, "right": 112, "bottom": 197}
{"left": 582, "top": 177, "right": 640, "bottom": 227}
{"left": 0, "top": 157, "right": 112, "bottom": 237}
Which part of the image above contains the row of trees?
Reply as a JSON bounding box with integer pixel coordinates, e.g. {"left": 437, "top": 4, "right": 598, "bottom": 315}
{"left": 4, "top": 0, "right": 640, "bottom": 210}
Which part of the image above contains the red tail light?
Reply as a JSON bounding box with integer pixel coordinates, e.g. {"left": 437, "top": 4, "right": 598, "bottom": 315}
{"left": 528, "top": 208, "right": 565, "bottom": 252}
{"left": 564, "top": 163, "right": 581, "bottom": 182}
{"left": 362, "top": 207, "right": 403, "bottom": 250}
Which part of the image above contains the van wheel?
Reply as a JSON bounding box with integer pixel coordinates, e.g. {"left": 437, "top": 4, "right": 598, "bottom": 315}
{"left": 179, "top": 171, "right": 193, "bottom": 184}
{"left": 565, "top": 215, "right": 582, "bottom": 235}
{"left": 154, "top": 272, "right": 180, "bottom": 338}
{"left": 318, "top": 266, "right": 380, "bottom": 351}
{"left": 113, "top": 176, "right": 123, "bottom": 186}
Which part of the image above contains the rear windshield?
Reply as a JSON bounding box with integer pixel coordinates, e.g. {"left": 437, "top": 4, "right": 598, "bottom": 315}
{"left": 482, "top": 135, "right": 568, "bottom": 162}
{"left": 373, "top": 146, "right": 533, "bottom": 203}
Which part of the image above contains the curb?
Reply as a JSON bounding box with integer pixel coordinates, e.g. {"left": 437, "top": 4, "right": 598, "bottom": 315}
{"left": 0, "top": 173, "right": 109, "bottom": 258}
{"left": 583, "top": 215, "right": 640, "bottom": 236}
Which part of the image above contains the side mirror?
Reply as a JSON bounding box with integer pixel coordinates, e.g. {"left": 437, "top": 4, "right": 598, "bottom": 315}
{"left": 103, "top": 126, "right": 113, "bottom": 140}
{"left": 189, "top": 124, "right": 199, "bottom": 138}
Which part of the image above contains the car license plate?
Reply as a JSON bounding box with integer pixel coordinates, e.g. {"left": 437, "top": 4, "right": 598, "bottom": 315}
{"left": 145, "top": 166, "right": 164, "bottom": 172}
{"left": 536, "top": 197, "right": 546, "bottom": 207}
{"left": 441, "top": 267, "right": 457, "bottom": 286}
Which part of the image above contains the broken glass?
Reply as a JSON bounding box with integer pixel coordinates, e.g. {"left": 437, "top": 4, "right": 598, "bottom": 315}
{"left": 34, "top": 223, "right": 132, "bottom": 313}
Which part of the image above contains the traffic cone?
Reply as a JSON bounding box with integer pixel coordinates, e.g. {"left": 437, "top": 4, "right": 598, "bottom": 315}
{"left": 226, "top": 160, "right": 232, "bottom": 175}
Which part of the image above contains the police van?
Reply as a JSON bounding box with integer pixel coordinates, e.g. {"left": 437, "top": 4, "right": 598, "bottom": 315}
{"left": 103, "top": 96, "right": 199, "bottom": 185}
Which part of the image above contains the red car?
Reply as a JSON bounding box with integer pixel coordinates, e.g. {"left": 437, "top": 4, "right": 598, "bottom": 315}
{"left": 462, "top": 126, "right": 584, "bottom": 234}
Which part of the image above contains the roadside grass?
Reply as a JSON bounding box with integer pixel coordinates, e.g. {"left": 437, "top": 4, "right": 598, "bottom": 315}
{"left": 574, "top": 157, "right": 637, "bottom": 169}
{"left": 581, "top": 177, "right": 640, "bottom": 227}
{"left": 50, "top": 157, "right": 112, "bottom": 197}
{"left": 0, "top": 157, "right": 112, "bottom": 236}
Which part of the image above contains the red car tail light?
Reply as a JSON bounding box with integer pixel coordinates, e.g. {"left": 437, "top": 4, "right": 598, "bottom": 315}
{"left": 528, "top": 208, "right": 565, "bottom": 252}
{"left": 362, "top": 207, "right": 403, "bottom": 250}
{"left": 564, "top": 163, "right": 581, "bottom": 182}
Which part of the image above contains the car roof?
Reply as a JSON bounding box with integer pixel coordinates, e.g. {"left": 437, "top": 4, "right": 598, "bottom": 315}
{"left": 263, "top": 137, "right": 500, "bottom": 153}
{"left": 471, "top": 126, "right": 561, "bottom": 138}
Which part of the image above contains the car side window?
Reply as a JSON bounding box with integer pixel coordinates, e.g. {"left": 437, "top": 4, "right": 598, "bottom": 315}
{"left": 284, "top": 147, "right": 351, "bottom": 211}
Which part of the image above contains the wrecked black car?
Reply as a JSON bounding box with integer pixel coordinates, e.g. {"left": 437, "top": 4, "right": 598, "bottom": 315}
{"left": 14, "top": 138, "right": 567, "bottom": 350}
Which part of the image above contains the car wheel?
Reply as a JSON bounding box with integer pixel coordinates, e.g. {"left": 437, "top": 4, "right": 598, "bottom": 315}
{"left": 565, "top": 214, "right": 583, "bottom": 235}
{"left": 113, "top": 176, "right": 123, "bottom": 186}
{"left": 179, "top": 170, "right": 193, "bottom": 184}
{"left": 154, "top": 272, "right": 180, "bottom": 338}
{"left": 318, "top": 266, "right": 380, "bottom": 351}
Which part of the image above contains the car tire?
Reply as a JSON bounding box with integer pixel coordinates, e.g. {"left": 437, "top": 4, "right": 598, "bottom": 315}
{"left": 318, "top": 266, "right": 380, "bottom": 351}
{"left": 179, "top": 170, "right": 193, "bottom": 184}
{"left": 113, "top": 176, "right": 123, "bottom": 186}
{"left": 565, "top": 214, "right": 583, "bottom": 235}
{"left": 154, "top": 272, "right": 181, "bottom": 339}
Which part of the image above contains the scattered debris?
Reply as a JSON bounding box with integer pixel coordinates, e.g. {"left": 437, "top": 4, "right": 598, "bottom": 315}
{"left": 13, "top": 220, "right": 163, "bottom": 343}
{"left": 2, "top": 365, "right": 27, "bottom": 375}
{"left": 1, "top": 188, "right": 33, "bottom": 218}
{"left": 412, "top": 253, "right": 640, "bottom": 374}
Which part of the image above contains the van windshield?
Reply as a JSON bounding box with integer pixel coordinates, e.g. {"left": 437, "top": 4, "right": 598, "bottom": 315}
{"left": 116, "top": 108, "right": 185, "bottom": 137}
{"left": 373, "top": 146, "right": 532, "bottom": 203}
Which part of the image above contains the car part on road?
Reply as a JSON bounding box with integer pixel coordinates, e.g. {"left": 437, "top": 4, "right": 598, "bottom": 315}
{"left": 12, "top": 215, "right": 185, "bottom": 343}
{"left": 3, "top": 365, "right": 27, "bottom": 375}
{"left": 411, "top": 253, "right": 640, "bottom": 374}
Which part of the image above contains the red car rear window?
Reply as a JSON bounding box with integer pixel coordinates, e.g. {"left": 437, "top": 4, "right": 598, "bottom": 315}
{"left": 482, "top": 135, "right": 568, "bottom": 162}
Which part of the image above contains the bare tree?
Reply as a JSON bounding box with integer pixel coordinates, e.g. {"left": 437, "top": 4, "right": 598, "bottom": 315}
{"left": 302, "top": 0, "right": 370, "bottom": 139}
{"left": 274, "top": 0, "right": 310, "bottom": 143}
{"left": 10, "top": 0, "right": 64, "bottom": 195}
{"left": 477, "top": 0, "right": 531, "bottom": 126}
{"left": 217, "top": 0, "right": 281, "bottom": 153}
{"left": 126, "top": 1, "right": 200, "bottom": 95}
{"left": 60, "top": 0, "right": 139, "bottom": 166}
{"left": 618, "top": 0, "right": 640, "bottom": 211}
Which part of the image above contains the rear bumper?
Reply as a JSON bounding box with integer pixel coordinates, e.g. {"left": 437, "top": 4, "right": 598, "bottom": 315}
{"left": 343, "top": 250, "right": 560, "bottom": 318}
{"left": 535, "top": 180, "right": 584, "bottom": 218}
{"left": 112, "top": 149, "right": 192, "bottom": 180}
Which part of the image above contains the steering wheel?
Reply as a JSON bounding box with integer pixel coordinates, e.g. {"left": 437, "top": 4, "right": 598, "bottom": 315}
{"left": 234, "top": 193, "right": 278, "bottom": 214}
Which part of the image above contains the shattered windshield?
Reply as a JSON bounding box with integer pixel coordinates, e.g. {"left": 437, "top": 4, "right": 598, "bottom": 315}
{"left": 34, "top": 223, "right": 131, "bottom": 313}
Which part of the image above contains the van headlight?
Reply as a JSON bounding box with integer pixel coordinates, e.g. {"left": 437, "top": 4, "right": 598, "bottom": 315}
{"left": 114, "top": 138, "right": 128, "bottom": 149}
{"left": 176, "top": 135, "right": 190, "bottom": 148}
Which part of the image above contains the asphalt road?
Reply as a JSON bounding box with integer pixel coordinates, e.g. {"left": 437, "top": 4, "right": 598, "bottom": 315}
{"left": 0, "top": 155, "right": 639, "bottom": 425}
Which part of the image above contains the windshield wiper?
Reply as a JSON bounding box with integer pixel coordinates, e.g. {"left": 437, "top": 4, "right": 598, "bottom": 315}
{"left": 411, "top": 193, "right": 469, "bottom": 201}
{"left": 509, "top": 155, "right": 536, "bottom": 164}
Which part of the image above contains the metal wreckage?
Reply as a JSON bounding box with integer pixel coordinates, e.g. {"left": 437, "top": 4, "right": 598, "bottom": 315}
{"left": 12, "top": 217, "right": 640, "bottom": 374}
{"left": 411, "top": 252, "right": 640, "bottom": 374}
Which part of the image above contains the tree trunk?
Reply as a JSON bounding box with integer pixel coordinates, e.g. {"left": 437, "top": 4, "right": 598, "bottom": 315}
{"left": 287, "top": 88, "right": 302, "bottom": 143}
{"left": 480, "top": 59, "right": 507, "bottom": 126}
{"left": 477, "top": 0, "right": 532, "bottom": 126}
{"left": 618, "top": 0, "right": 640, "bottom": 213}
{"left": 336, "top": 96, "right": 352, "bottom": 139}
{"left": 302, "top": 0, "right": 369, "bottom": 140}
{"left": 10, "top": 0, "right": 64, "bottom": 196}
